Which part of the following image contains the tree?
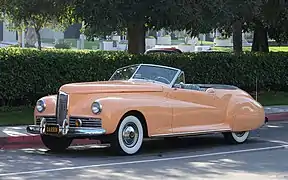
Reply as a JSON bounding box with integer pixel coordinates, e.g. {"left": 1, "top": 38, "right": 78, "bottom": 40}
{"left": 215, "top": 0, "right": 288, "bottom": 53}
{"left": 68, "top": 0, "right": 222, "bottom": 54}
{"left": 0, "top": 0, "right": 74, "bottom": 50}
{"left": 208, "top": 0, "right": 264, "bottom": 54}
{"left": 251, "top": 0, "right": 288, "bottom": 52}
{"left": 196, "top": 0, "right": 288, "bottom": 53}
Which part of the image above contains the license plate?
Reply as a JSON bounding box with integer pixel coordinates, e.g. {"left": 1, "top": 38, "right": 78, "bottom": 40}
{"left": 45, "top": 125, "right": 59, "bottom": 134}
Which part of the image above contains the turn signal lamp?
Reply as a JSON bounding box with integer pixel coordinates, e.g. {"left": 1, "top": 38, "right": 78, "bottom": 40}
{"left": 75, "top": 119, "right": 82, "bottom": 127}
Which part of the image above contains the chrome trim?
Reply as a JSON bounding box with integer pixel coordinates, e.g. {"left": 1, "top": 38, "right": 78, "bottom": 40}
{"left": 62, "top": 119, "right": 69, "bottom": 135}
{"left": 151, "top": 129, "right": 231, "bottom": 137}
{"left": 170, "top": 70, "right": 182, "bottom": 88}
{"left": 130, "top": 64, "right": 142, "bottom": 80}
{"left": 56, "top": 91, "right": 69, "bottom": 125}
{"left": 39, "top": 117, "right": 46, "bottom": 134}
{"left": 67, "top": 127, "right": 106, "bottom": 137}
{"left": 141, "top": 63, "right": 181, "bottom": 72}
{"left": 36, "top": 116, "right": 56, "bottom": 125}
{"left": 27, "top": 117, "right": 106, "bottom": 137}
{"left": 26, "top": 125, "right": 106, "bottom": 137}
{"left": 91, "top": 101, "right": 102, "bottom": 114}
{"left": 69, "top": 117, "right": 102, "bottom": 128}
{"left": 36, "top": 99, "right": 46, "bottom": 113}
{"left": 36, "top": 116, "right": 102, "bottom": 128}
{"left": 122, "top": 122, "right": 139, "bottom": 148}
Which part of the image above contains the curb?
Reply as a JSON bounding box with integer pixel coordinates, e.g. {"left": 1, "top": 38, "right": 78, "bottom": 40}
{"left": 0, "top": 135, "right": 101, "bottom": 150}
{"left": 266, "top": 112, "right": 288, "bottom": 122}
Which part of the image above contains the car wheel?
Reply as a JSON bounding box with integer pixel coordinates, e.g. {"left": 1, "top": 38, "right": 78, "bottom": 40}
{"left": 111, "top": 115, "right": 144, "bottom": 155}
{"left": 223, "top": 131, "right": 250, "bottom": 144}
{"left": 41, "top": 135, "right": 72, "bottom": 152}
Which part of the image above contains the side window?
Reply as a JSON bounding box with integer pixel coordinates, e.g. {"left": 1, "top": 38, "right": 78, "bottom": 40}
{"left": 175, "top": 72, "right": 185, "bottom": 84}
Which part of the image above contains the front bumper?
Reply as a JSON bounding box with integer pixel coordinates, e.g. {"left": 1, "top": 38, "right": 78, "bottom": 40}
{"left": 26, "top": 118, "right": 106, "bottom": 137}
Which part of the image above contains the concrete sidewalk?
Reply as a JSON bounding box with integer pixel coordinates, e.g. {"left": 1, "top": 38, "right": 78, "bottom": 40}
{"left": 0, "top": 105, "right": 287, "bottom": 150}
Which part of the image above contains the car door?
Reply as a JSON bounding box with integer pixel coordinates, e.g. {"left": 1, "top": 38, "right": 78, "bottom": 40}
{"left": 168, "top": 73, "right": 226, "bottom": 134}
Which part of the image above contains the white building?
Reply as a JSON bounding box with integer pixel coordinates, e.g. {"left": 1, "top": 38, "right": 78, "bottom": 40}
{"left": 0, "top": 20, "right": 81, "bottom": 45}
{"left": 0, "top": 21, "right": 17, "bottom": 42}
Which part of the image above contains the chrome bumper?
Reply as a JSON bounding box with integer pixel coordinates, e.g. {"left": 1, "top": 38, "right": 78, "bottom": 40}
{"left": 26, "top": 118, "right": 106, "bottom": 137}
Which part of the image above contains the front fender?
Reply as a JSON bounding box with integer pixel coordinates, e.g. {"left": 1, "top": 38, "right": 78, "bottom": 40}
{"left": 33, "top": 95, "right": 57, "bottom": 123}
{"left": 69, "top": 93, "right": 173, "bottom": 135}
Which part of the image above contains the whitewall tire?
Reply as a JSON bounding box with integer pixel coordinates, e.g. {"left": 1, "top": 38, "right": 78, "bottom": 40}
{"left": 223, "top": 131, "right": 250, "bottom": 144}
{"left": 111, "top": 115, "right": 144, "bottom": 155}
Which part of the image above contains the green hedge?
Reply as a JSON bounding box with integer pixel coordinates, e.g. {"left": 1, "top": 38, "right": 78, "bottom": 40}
{"left": 1, "top": 47, "right": 288, "bottom": 106}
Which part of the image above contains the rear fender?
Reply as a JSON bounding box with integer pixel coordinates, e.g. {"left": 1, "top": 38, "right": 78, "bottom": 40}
{"left": 225, "top": 94, "right": 265, "bottom": 132}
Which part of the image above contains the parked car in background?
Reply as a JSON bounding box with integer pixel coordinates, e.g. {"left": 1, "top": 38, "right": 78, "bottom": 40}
{"left": 27, "top": 63, "right": 266, "bottom": 155}
{"left": 144, "top": 47, "right": 182, "bottom": 54}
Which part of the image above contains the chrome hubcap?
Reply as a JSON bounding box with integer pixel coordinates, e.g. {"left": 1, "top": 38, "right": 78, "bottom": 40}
{"left": 122, "top": 123, "right": 139, "bottom": 148}
{"left": 235, "top": 132, "right": 246, "bottom": 137}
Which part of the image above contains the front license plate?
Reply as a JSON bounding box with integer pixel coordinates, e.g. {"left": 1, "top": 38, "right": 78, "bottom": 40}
{"left": 45, "top": 125, "right": 59, "bottom": 134}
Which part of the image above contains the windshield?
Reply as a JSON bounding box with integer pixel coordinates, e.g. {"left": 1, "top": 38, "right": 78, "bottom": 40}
{"left": 109, "top": 64, "right": 179, "bottom": 85}
{"left": 109, "top": 64, "right": 139, "bottom": 81}
{"left": 132, "top": 65, "right": 178, "bottom": 84}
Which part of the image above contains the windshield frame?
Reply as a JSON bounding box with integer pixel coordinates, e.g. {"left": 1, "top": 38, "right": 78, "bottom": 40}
{"left": 109, "top": 64, "right": 182, "bottom": 87}
{"left": 108, "top": 64, "right": 140, "bottom": 81}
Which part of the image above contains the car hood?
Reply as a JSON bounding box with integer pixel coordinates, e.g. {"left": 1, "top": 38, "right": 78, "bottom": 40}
{"left": 59, "top": 80, "right": 164, "bottom": 94}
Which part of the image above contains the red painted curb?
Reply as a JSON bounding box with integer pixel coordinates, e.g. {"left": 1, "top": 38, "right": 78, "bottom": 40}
{"left": 0, "top": 135, "right": 101, "bottom": 150}
{"left": 266, "top": 112, "right": 288, "bottom": 122}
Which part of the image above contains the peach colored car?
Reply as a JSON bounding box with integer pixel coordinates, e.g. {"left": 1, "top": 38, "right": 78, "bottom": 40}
{"left": 27, "top": 64, "right": 266, "bottom": 155}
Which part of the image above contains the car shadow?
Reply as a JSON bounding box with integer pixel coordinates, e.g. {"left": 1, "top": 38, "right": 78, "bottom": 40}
{"left": 43, "top": 134, "right": 266, "bottom": 158}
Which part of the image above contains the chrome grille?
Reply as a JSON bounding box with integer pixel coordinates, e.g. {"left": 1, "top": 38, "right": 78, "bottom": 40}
{"left": 56, "top": 91, "right": 68, "bottom": 125}
{"left": 36, "top": 116, "right": 57, "bottom": 125}
{"left": 69, "top": 117, "right": 102, "bottom": 128}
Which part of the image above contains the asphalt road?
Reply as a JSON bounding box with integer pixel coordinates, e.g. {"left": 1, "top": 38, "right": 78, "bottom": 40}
{"left": 1, "top": 122, "right": 288, "bottom": 180}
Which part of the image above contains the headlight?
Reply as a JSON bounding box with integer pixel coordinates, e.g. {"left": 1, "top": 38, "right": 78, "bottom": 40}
{"left": 91, "top": 101, "right": 102, "bottom": 114}
{"left": 36, "top": 99, "right": 46, "bottom": 112}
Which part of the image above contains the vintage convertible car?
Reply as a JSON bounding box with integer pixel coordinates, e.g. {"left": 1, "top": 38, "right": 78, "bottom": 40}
{"left": 27, "top": 64, "right": 266, "bottom": 155}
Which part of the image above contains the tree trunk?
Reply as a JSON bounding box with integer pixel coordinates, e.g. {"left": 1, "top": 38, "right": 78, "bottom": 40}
{"left": 127, "top": 22, "right": 145, "bottom": 54}
{"left": 251, "top": 21, "right": 269, "bottom": 52}
{"left": 35, "top": 29, "right": 42, "bottom": 50}
{"left": 232, "top": 20, "right": 242, "bottom": 55}
{"left": 252, "top": 30, "right": 259, "bottom": 51}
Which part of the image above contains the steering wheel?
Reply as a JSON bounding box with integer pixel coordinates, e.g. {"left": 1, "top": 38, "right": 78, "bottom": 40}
{"left": 154, "top": 76, "right": 170, "bottom": 84}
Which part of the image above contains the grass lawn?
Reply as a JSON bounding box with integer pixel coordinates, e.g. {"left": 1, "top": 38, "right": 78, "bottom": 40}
{"left": 41, "top": 38, "right": 100, "bottom": 49}
{"left": 0, "top": 91, "right": 288, "bottom": 126}
{"left": 212, "top": 46, "right": 288, "bottom": 52}
{"left": 256, "top": 91, "right": 288, "bottom": 106}
{"left": 41, "top": 38, "right": 288, "bottom": 52}
{"left": 0, "top": 106, "right": 34, "bottom": 126}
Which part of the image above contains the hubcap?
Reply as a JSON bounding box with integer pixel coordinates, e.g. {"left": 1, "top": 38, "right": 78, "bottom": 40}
{"left": 122, "top": 122, "right": 139, "bottom": 148}
{"left": 234, "top": 132, "right": 246, "bottom": 137}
